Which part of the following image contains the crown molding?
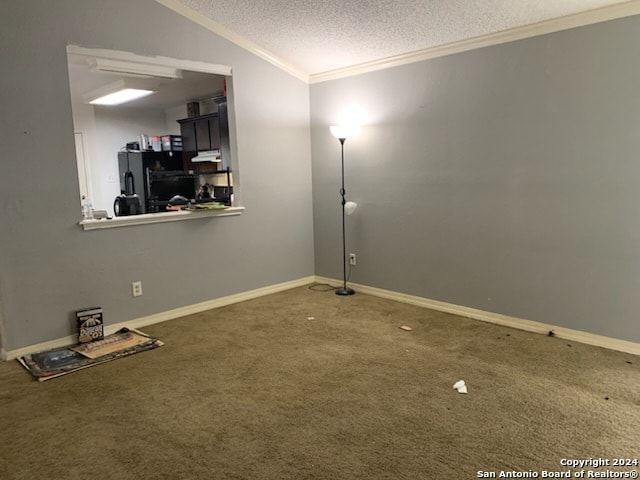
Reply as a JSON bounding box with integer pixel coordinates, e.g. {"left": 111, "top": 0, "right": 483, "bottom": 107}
{"left": 155, "top": 0, "right": 640, "bottom": 85}
{"left": 154, "top": 0, "right": 309, "bottom": 83}
{"left": 309, "top": 1, "right": 640, "bottom": 84}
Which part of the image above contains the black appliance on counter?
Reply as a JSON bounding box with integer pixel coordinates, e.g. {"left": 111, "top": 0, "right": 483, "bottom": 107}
{"left": 116, "top": 151, "right": 197, "bottom": 214}
{"left": 114, "top": 170, "right": 142, "bottom": 216}
{"left": 212, "top": 185, "right": 233, "bottom": 205}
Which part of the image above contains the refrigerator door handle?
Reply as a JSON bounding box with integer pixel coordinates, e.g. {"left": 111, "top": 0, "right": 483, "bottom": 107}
{"left": 124, "top": 170, "right": 135, "bottom": 195}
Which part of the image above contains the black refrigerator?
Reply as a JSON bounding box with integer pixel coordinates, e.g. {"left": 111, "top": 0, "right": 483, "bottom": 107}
{"left": 117, "top": 151, "right": 197, "bottom": 213}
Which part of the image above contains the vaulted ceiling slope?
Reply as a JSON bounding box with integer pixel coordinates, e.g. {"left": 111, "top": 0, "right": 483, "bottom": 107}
{"left": 160, "top": 0, "right": 640, "bottom": 82}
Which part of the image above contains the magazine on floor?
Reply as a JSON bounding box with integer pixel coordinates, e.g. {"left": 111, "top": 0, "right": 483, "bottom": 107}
{"left": 17, "top": 328, "right": 163, "bottom": 382}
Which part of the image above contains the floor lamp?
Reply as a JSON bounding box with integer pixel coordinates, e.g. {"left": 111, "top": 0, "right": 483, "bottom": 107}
{"left": 330, "top": 125, "right": 360, "bottom": 296}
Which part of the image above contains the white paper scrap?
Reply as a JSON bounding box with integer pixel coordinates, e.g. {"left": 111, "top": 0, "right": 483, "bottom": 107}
{"left": 453, "top": 380, "right": 468, "bottom": 394}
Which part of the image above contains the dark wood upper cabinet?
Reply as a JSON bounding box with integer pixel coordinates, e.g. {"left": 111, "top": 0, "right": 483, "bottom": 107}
{"left": 180, "top": 120, "right": 197, "bottom": 155}
{"left": 177, "top": 97, "right": 228, "bottom": 172}
{"left": 180, "top": 113, "right": 220, "bottom": 153}
{"left": 208, "top": 116, "right": 221, "bottom": 151}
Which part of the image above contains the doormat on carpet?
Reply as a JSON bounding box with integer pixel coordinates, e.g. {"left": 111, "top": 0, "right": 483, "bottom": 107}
{"left": 17, "top": 328, "right": 163, "bottom": 382}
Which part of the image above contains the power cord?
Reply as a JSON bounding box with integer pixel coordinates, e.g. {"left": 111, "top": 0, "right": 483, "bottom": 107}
{"left": 308, "top": 282, "right": 337, "bottom": 292}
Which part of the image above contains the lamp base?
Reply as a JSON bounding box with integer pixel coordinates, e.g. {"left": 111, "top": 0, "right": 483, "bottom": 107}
{"left": 335, "top": 287, "right": 355, "bottom": 296}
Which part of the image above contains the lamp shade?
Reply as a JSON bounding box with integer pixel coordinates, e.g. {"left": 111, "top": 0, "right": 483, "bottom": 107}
{"left": 344, "top": 201, "right": 358, "bottom": 215}
{"left": 330, "top": 125, "right": 361, "bottom": 140}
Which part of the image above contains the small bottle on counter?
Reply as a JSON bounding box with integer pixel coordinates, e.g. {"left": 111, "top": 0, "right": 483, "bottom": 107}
{"left": 82, "top": 198, "right": 94, "bottom": 220}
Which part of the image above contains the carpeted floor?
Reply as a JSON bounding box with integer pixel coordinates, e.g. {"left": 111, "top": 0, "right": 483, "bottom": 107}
{"left": 0, "top": 284, "right": 638, "bottom": 479}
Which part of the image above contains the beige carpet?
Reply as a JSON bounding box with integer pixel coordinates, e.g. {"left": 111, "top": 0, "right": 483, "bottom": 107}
{"left": 0, "top": 285, "right": 638, "bottom": 479}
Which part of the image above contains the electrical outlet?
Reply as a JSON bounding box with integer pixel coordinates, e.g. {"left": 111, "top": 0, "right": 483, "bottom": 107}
{"left": 349, "top": 253, "right": 357, "bottom": 266}
{"left": 132, "top": 281, "right": 143, "bottom": 297}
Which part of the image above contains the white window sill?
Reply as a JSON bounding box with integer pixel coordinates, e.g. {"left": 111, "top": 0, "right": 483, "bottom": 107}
{"left": 80, "top": 206, "right": 245, "bottom": 231}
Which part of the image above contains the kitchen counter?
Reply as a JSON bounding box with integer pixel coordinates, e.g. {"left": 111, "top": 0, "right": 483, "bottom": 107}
{"left": 79, "top": 206, "right": 245, "bottom": 231}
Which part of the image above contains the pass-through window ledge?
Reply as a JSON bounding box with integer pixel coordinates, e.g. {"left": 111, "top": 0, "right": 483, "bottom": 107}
{"left": 80, "top": 206, "right": 245, "bottom": 230}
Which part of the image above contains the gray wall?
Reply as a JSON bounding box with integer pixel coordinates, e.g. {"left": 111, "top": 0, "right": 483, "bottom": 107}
{"left": 311, "top": 15, "right": 640, "bottom": 343}
{"left": 2, "top": 2, "right": 638, "bottom": 352}
{"left": 0, "top": 0, "right": 314, "bottom": 351}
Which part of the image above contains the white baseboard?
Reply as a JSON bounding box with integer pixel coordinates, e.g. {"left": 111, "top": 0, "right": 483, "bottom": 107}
{"left": 315, "top": 276, "right": 640, "bottom": 356}
{"left": 5, "top": 275, "right": 638, "bottom": 360}
{"left": 2, "top": 276, "right": 315, "bottom": 361}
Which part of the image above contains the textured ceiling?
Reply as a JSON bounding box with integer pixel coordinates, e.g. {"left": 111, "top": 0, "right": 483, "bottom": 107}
{"left": 175, "top": 0, "right": 633, "bottom": 75}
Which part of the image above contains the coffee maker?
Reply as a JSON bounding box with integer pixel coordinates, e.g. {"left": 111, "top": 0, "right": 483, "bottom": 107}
{"left": 113, "top": 171, "right": 142, "bottom": 216}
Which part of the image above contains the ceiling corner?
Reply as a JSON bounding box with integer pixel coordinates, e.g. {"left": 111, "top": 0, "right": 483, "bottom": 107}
{"left": 154, "top": 0, "right": 310, "bottom": 84}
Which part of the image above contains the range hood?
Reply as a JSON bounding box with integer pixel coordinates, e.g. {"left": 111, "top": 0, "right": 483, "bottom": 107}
{"left": 192, "top": 150, "right": 221, "bottom": 162}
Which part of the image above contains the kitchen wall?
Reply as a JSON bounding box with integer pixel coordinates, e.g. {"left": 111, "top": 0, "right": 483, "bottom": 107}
{"left": 72, "top": 96, "right": 220, "bottom": 216}
{"left": 165, "top": 105, "right": 188, "bottom": 133}
{"left": 0, "top": 0, "right": 314, "bottom": 352}
{"left": 311, "top": 14, "right": 640, "bottom": 343}
{"left": 74, "top": 104, "right": 172, "bottom": 215}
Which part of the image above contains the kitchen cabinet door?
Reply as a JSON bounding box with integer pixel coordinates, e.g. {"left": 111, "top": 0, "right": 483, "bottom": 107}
{"left": 208, "top": 116, "right": 221, "bottom": 151}
{"left": 181, "top": 121, "right": 196, "bottom": 153}
{"left": 178, "top": 107, "right": 225, "bottom": 170}
{"left": 195, "top": 118, "right": 211, "bottom": 151}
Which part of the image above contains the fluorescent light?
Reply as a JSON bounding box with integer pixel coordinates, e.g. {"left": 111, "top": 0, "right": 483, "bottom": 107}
{"left": 83, "top": 79, "right": 158, "bottom": 106}
{"left": 89, "top": 88, "right": 154, "bottom": 105}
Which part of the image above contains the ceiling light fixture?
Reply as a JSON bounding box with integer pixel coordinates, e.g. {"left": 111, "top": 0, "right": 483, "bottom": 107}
{"left": 88, "top": 57, "right": 183, "bottom": 79}
{"left": 83, "top": 79, "right": 158, "bottom": 106}
{"left": 89, "top": 88, "right": 154, "bottom": 105}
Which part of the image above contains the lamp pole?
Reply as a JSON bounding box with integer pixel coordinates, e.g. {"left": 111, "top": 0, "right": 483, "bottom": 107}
{"left": 336, "top": 137, "right": 355, "bottom": 296}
